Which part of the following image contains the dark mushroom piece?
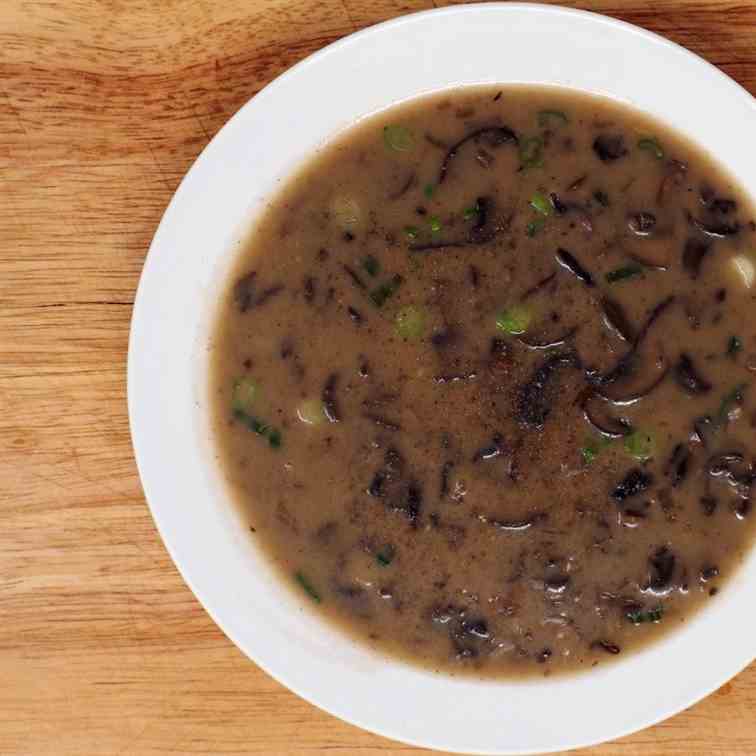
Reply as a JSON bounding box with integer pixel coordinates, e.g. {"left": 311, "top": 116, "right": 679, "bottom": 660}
{"left": 700, "top": 187, "right": 737, "bottom": 214}
{"left": 409, "top": 239, "right": 468, "bottom": 252}
{"left": 706, "top": 452, "right": 755, "bottom": 500}
{"left": 592, "top": 640, "right": 621, "bottom": 655}
{"left": 347, "top": 306, "right": 363, "bottom": 324}
{"left": 674, "top": 354, "right": 712, "bottom": 395}
{"left": 593, "top": 190, "right": 610, "bottom": 207}
{"left": 664, "top": 443, "right": 691, "bottom": 488}
{"left": 612, "top": 468, "right": 654, "bottom": 502}
{"left": 579, "top": 389, "right": 632, "bottom": 439}
{"left": 687, "top": 211, "right": 741, "bottom": 238}
{"left": 701, "top": 496, "right": 718, "bottom": 516}
{"left": 682, "top": 238, "right": 711, "bottom": 279}
{"left": 592, "top": 296, "right": 675, "bottom": 387}
{"left": 234, "top": 271, "right": 258, "bottom": 312}
{"left": 555, "top": 248, "right": 595, "bottom": 287}
{"left": 595, "top": 366, "right": 669, "bottom": 406}
{"left": 515, "top": 351, "right": 580, "bottom": 429}
{"left": 545, "top": 575, "right": 570, "bottom": 595}
{"left": 644, "top": 546, "right": 677, "bottom": 596}
{"left": 627, "top": 212, "right": 657, "bottom": 236}
{"left": 472, "top": 433, "right": 506, "bottom": 462}
{"left": 440, "top": 460, "right": 454, "bottom": 498}
{"left": 549, "top": 192, "right": 569, "bottom": 215}
{"left": 593, "top": 134, "right": 628, "bottom": 162}
{"left": 600, "top": 297, "right": 636, "bottom": 342}
{"left": 431, "top": 326, "right": 458, "bottom": 349}
{"left": 476, "top": 511, "right": 549, "bottom": 532}
{"left": 438, "top": 126, "right": 518, "bottom": 184}
{"left": 234, "top": 272, "right": 284, "bottom": 313}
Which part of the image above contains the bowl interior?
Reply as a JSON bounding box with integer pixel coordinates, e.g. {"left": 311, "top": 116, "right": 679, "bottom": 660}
{"left": 128, "top": 4, "right": 756, "bottom": 754}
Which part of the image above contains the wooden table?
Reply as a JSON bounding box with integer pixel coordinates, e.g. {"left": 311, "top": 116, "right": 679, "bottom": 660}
{"left": 2, "top": 1, "right": 755, "bottom": 754}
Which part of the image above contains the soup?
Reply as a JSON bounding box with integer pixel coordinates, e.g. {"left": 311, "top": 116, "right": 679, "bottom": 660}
{"left": 211, "top": 86, "right": 756, "bottom": 677}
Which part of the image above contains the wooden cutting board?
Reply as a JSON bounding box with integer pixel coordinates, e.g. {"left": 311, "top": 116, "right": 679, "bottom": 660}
{"left": 2, "top": 1, "right": 755, "bottom": 754}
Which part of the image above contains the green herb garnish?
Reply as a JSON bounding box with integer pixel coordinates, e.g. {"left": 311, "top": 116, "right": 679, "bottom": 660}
{"left": 526, "top": 218, "right": 545, "bottom": 238}
{"left": 376, "top": 545, "right": 395, "bottom": 567}
{"left": 529, "top": 191, "right": 552, "bottom": 216}
{"left": 727, "top": 335, "right": 742, "bottom": 358}
{"left": 638, "top": 137, "right": 664, "bottom": 160}
{"left": 626, "top": 606, "right": 663, "bottom": 624}
{"left": 519, "top": 136, "right": 544, "bottom": 169}
{"left": 423, "top": 183, "right": 435, "bottom": 199}
{"left": 233, "top": 408, "right": 282, "bottom": 449}
{"left": 496, "top": 304, "right": 532, "bottom": 335}
{"left": 232, "top": 376, "right": 259, "bottom": 413}
{"left": 429, "top": 215, "right": 442, "bottom": 233}
{"left": 717, "top": 383, "right": 747, "bottom": 423}
{"left": 361, "top": 255, "right": 380, "bottom": 277}
{"left": 538, "top": 109, "right": 569, "bottom": 127}
{"left": 395, "top": 305, "right": 426, "bottom": 340}
{"left": 369, "top": 274, "right": 402, "bottom": 307}
{"left": 606, "top": 264, "right": 643, "bottom": 284}
{"left": 463, "top": 202, "right": 480, "bottom": 221}
{"left": 581, "top": 435, "right": 612, "bottom": 465}
{"left": 404, "top": 225, "right": 420, "bottom": 240}
{"left": 623, "top": 429, "right": 656, "bottom": 461}
{"left": 383, "top": 124, "right": 414, "bottom": 152}
{"left": 295, "top": 571, "right": 321, "bottom": 603}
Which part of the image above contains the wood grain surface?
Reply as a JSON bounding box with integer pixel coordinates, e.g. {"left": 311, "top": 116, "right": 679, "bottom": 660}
{"left": 2, "top": 1, "right": 755, "bottom": 754}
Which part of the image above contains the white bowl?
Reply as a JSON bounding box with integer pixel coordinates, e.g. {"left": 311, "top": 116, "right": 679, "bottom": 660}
{"left": 128, "top": 4, "right": 756, "bottom": 753}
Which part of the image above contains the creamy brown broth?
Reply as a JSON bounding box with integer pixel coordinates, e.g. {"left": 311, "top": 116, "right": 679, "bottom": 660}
{"left": 211, "top": 86, "right": 756, "bottom": 678}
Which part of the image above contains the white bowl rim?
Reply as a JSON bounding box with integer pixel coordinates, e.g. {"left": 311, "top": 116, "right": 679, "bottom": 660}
{"left": 128, "top": 4, "right": 756, "bottom": 754}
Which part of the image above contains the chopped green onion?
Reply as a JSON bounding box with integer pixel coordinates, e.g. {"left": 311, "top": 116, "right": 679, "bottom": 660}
{"left": 626, "top": 606, "right": 663, "bottom": 624}
{"left": 526, "top": 218, "right": 545, "bottom": 238}
{"left": 376, "top": 545, "right": 395, "bottom": 567}
{"left": 383, "top": 124, "right": 414, "bottom": 152}
{"left": 295, "top": 571, "right": 321, "bottom": 603}
{"left": 717, "top": 383, "right": 747, "bottom": 423}
{"left": 395, "top": 305, "right": 426, "bottom": 340}
{"left": 581, "top": 435, "right": 612, "bottom": 465}
{"left": 529, "top": 191, "right": 552, "bottom": 216}
{"left": 519, "top": 136, "right": 544, "bottom": 169}
{"left": 463, "top": 203, "right": 480, "bottom": 221}
{"left": 423, "top": 183, "right": 435, "bottom": 199}
{"left": 581, "top": 446, "right": 597, "bottom": 465}
{"left": 429, "top": 215, "right": 442, "bottom": 233}
{"left": 370, "top": 274, "right": 402, "bottom": 308}
{"left": 538, "top": 109, "right": 569, "bottom": 127}
{"left": 496, "top": 304, "right": 532, "bottom": 335}
{"left": 623, "top": 429, "right": 655, "bottom": 461}
{"left": 361, "top": 255, "right": 380, "bottom": 277}
{"left": 232, "top": 376, "right": 259, "bottom": 413}
{"left": 727, "top": 335, "right": 742, "bottom": 358}
{"left": 606, "top": 264, "right": 643, "bottom": 284}
{"left": 233, "top": 408, "right": 282, "bottom": 449}
{"left": 296, "top": 399, "right": 326, "bottom": 426}
{"left": 404, "top": 225, "right": 420, "bottom": 240}
{"left": 638, "top": 137, "right": 664, "bottom": 160}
